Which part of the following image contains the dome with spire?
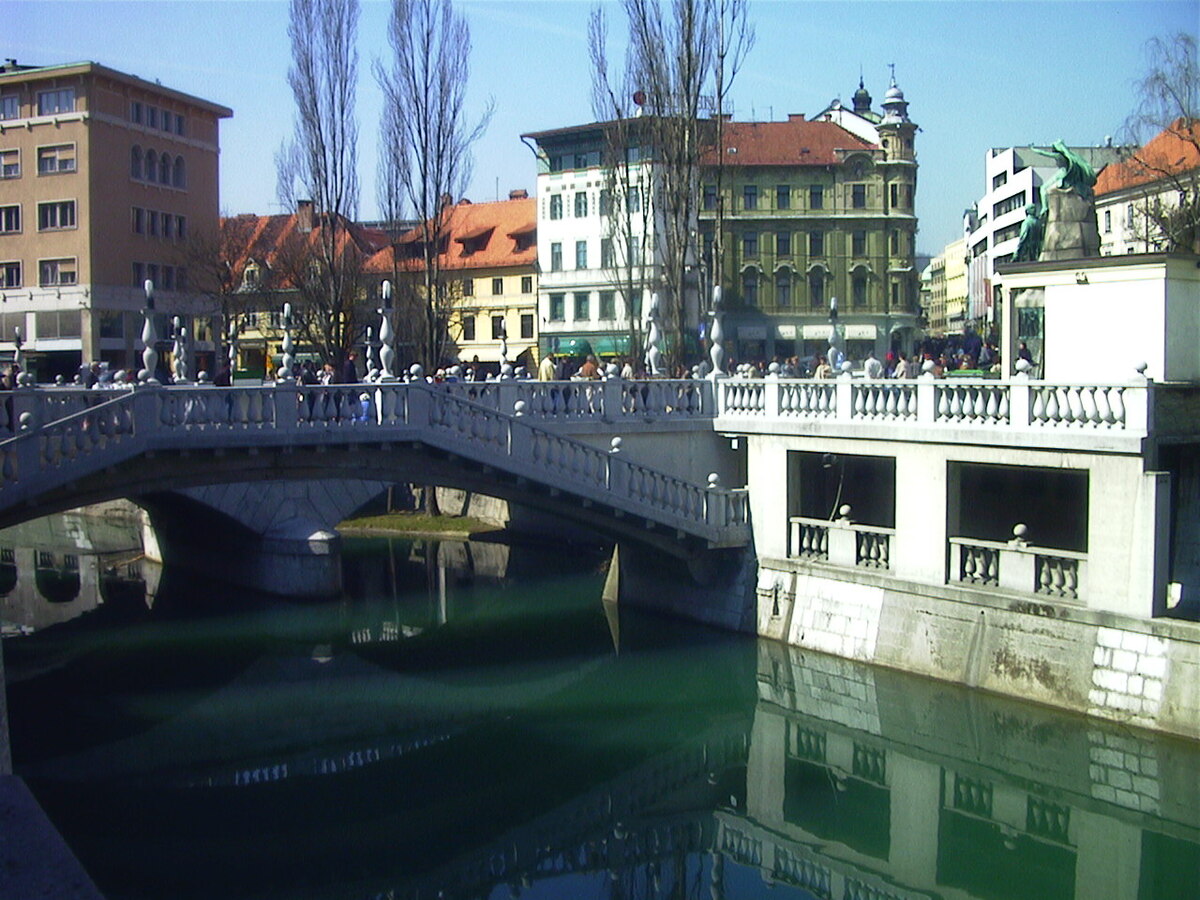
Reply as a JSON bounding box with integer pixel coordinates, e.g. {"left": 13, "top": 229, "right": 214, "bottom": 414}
{"left": 852, "top": 76, "right": 873, "bottom": 114}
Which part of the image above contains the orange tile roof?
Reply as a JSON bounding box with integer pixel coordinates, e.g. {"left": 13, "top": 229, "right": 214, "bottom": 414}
{"left": 702, "top": 118, "right": 876, "bottom": 167}
{"left": 220, "top": 210, "right": 390, "bottom": 289}
{"left": 1095, "top": 119, "right": 1200, "bottom": 195}
{"left": 365, "top": 197, "right": 537, "bottom": 274}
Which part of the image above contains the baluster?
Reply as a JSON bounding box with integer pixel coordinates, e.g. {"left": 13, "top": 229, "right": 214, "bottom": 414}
{"left": 1060, "top": 388, "right": 1077, "bottom": 424}
{"left": 987, "top": 549, "right": 999, "bottom": 583}
{"left": 1064, "top": 561, "right": 1078, "bottom": 598}
{"left": 1109, "top": 387, "right": 1125, "bottom": 426}
{"left": 1038, "top": 558, "right": 1052, "bottom": 593}
{"left": 1080, "top": 386, "right": 1098, "bottom": 426}
{"left": 879, "top": 535, "right": 889, "bottom": 568}
{"left": 1031, "top": 388, "right": 1046, "bottom": 423}
{"left": 937, "top": 388, "right": 951, "bottom": 420}
{"left": 884, "top": 387, "right": 898, "bottom": 418}
{"left": 949, "top": 387, "right": 964, "bottom": 420}
{"left": 985, "top": 388, "right": 999, "bottom": 421}
{"left": 962, "top": 547, "right": 977, "bottom": 581}
{"left": 973, "top": 388, "right": 987, "bottom": 420}
{"left": 1095, "top": 386, "right": 1113, "bottom": 425}
{"left": 1051, "top": 559, "right": 1066, "bottom": 595}
{"left": 1045, "top": 388, "right": 1060, "bottom": 423}
{"left": 998, "top": 389, "right": 1010, "bottom": 422}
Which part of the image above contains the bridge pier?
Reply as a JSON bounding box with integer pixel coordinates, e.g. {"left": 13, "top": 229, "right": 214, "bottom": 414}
{"left": 604, "top": 542, "right": 758, "bottom": 634}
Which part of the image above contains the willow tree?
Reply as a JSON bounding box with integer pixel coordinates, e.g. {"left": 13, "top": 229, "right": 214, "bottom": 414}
{"left": 276, "top": 0, "right": 364, "bottom": 369}
{"left": 375, "top": 0, "right": 492, "bottom": 369}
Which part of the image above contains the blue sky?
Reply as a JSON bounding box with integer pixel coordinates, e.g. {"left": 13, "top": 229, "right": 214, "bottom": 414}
{"left": 9, "top": 0, "right": 1198, "bottom": 252}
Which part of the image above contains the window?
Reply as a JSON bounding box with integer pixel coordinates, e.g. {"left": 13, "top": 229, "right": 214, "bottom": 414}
{"left": 0, "top": 95, "right": 17, "bottom": 120}
{"left": 743, "top": 185, "right": 758, "bottom": 210}
{"left": 993, "top": 171, "right": 1008, "bottom": 190}
{"left": 162, "top": 265, "right": 175, "bottom": 291}
{"left": 809, "top": 271, "right": 824, "bottom": 309}
{"left": 599, "top": 291, "right": 615, "bottom": 319}
{"left": 1103, "top": 209, "right": 1112, "bottom": 233}
{"left": 629, "top": 290, "right": 643, "bottom": 318}
{"left": 145, "top": 149, "right": 157, "bottom": 182}
{"left": 573, "top": 291, "right": 589, "bottom": 320}
{"left": 891, "top": 282, "right": 900, "bottom": 309}
{"left": 174, "top": 113, "right": 185, "bottom": 136}
{"left": 38, "top": 200, "right": 75, "bottom": 231}
{"left": 176, "top": 267, "right": 187, "bottom": 292}
{"left": 853, "top": 274, "right": 867, "bottom": 306}
{"left": 130, "top": 145, "right": 143, "bottom": 179}
{"left": 2, "top": 261, "right": 21, "bottom": 288}
{"left": 742, "top": 232, "right": 758, "bottom": 257}
{"left": 595, "top": 237, "right": 611, "bottom": 268}
{"left": 890, "top": 230, "right": 900, "bottom": 254}
{"left": 624, "top": 145, "right": 641, "bottom": 164}
{"left": 130, "top": 101, "right": 142, "bottom": 124}
{"left": 703, "top": 184, "right": 717, "bottom": 210}
{"left": 162, "top": 213, "right": 173, "bottom": 239}
{"left": 776, "top": 185, "right": 791, "bottom": 209}
{"left": 147, "top": 263, "right": 159, "bottom": 285}
{"left": 809, "top": 185, "right": 824, "bottom": 209}
{"left": 548, "top": 155, "right": 563, "bottom": 173}
{"left": 776, "top": 272, "right": 791, "bottom": 307}
{"left": 742, "top": 269, "right": 758, "bottom": 306}
{"left": 599, "top": 189, "right": 612, "bottom": 216}
{"left": 851, "top": 231, "right": 866, "bottom": 256}
{"left": 37, "top": 144, "right": 75, "bottom": 174}
{"left": 39, "top": 257, "right": 77, "bottom": 286}
{"left": 520, "top": 313, "right": 534, "bottom": 339}
{"left": 777, "top": 231, "right": 791, "bottom": 256}
{"left": 549, "top": 194, "right": 562, "bottom": 220}
{"left": 809, "top": 231, "right": 824, "bottom": 257}
{"left": 172, "top": 155, "right": 185, "bottom": 188}
{"left": 147, "top": 106, "right": 159, "bottom": 129}
{"left": 549, "top": 293, "right": 564, "bottom": 321}
{"left": 99, "top": 310, "right": 124, "bottom": 339}
{"left": 37, "top": 88, "right": 75, "bottom": 116}
{"left": 0, "top": 205, "right": 19, "bottom": 233}
{"left": 176, "top": 215, "right": 187, "bottom": 240}
{"left": 462, "top": 278, "right": 474, "bottom": 296}
{"left": 575, "top": 240, "right": 587, "bottom": 269}
{"left": 0, "top": 149, "right": 18, "bottom": 178}
{"left": 132, "top": 262, "right": 144, "bottom": 286}
{"left": 550, "top": 242, "right": 562, "bottom": 271}
{"left": 159, "top": 153, "right": 170, "bottom": 184}
{"left": 148, "top": 210, "right": 159, "bottom": 237}
{"left": 520, "top": 275, "right": 532, "bottom": 293}
{"left": 627, "top": 236, "right": 643, "bottom": 267}
{"left": 574, "top": 191, "right": 587, "bottom": 217}
{"left": 461, "top": 315, "right": 475, "bottom": 341}
{"left": 852, "top": 184, "right": 867, "bottom": 208}
{"left": 36, "top": 309, "right": 81, "bottom": 339}
{"left": 491, "top": 315, "right": 505, "bottom": 339}
{"left": 889, "top": 183, "right": 899, "bottom": 209}
{"left": 993, "top": 191, "right": 1027, "bottom": 219}
{"left": 491, "top": 277, "right": 503, "bottom": 295}
{"left": 132, "top": 206, "right": 145, "bottom": 234}
{"left": 626, "top": 186, "right": 641, "bottom": 213}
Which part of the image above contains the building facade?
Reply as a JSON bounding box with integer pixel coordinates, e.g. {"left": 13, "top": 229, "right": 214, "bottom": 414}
{"left": 702, "top": 77, "right": 920, "bottom": 366}
{"left": 1095, "top": 120, "right": 1200, "bottom": 257}
{"left": 0, "top": 59, "right": 231, "bottom": 380}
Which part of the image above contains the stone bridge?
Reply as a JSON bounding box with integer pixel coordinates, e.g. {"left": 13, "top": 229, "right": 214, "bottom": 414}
{"left": 0, "top": 380, "right": 750, "bottom": 562}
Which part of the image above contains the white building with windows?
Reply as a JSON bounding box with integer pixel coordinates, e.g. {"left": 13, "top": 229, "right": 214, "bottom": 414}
{"left": 522, "top": 120, "right": 665, "bottom": 364}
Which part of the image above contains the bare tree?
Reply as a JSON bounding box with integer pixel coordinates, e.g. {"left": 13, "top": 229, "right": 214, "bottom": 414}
{"left": 276, "top": 0, "right": 365, "bottom": 367}
{"left": 1120, "top": 32, "right": 1200, "bottom": 253}
{"left": 591, "top": 0, "right": 754, "bottom": 372}
{"left": 375, "top": 0, "right": 492, "bottom": 369}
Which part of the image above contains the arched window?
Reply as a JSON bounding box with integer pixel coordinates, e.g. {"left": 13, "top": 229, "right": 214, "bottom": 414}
{"left": 130, "top": 145, "right": 142, "bottom": 179}
{"left": 145, "top": 149, "right": 157, "bottom": 182}
{"left": 159, "top": 153, "right": 170, "bottom": 184}
{"left": 173, "top": 155, "right": 185, "bottom": 188}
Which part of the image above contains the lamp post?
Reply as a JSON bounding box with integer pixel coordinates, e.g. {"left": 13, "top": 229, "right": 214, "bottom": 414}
{"left": 379, "top": 280, "right": 397, "bottom": 382}
{"left": 171, "top": 315, "right": 189, "bottom": 383}
{"left": 709, "top": 285, "right": 726, "bottom": 378}
{"left": 140, "top": 279, "right": 159, "bottom": 384}
{"left": 827, "top": 294, "right": 844, "bottom": 371}
{"left": 645, "top": 292, "right": 663, "bottom": 377}
{"left": 280, "top": 302, "right": 294, "bottom": 381}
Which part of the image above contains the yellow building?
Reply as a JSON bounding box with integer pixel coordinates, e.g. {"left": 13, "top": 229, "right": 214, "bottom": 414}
{"left": 0, "top": 59, "right": 231, "bottom": 379}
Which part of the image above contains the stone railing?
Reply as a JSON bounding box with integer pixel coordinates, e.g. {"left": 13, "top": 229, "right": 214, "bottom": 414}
{"left": 788, "top": 511, "right": 894, "bottom": 571}
{"left": 716, "top": 374, "right": 1153, "bottom": 438}
{"left": 0, "top": 382, "right": 749, "bottom": 546}
{"left": 437, "top": 378, "right": 713, "bottom": 423}
{"left": 948, "top": 531, "right": 1086, "bottom": 601}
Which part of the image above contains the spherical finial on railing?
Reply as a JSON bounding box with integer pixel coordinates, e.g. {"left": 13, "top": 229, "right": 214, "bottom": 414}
{"left": 513, "top": 399, "right": 526, "bottom": 418}
{"left": 1013, "top": 523, "right": 1028, "bottom": 540}
{"left": 707, "top": 472, "right": 721, "bottom": 489}
{"left": 768, "top": 361, "right": 780, "bottom": 377}
{"left": 408, "top": 363, "right": 423, "bottom": 382}
{"left": 1135, "top": 361, "right": 1148, "bottom": 375}
{"left": 1014, "top": 358, "right": 1032, "bottom": 374}
{"left": 838, "top": 504, "right": 852, "bottom": 519}
{"left": 610, "top": 436, "right": 622, "bottom": 454}
{"left": 54, "top": 374, "right": 64, "bottom": 385}
{"left": 839, "top": 361, "right": 853, "bottom": 375}
{"left": 18, "top": 412, "right": 31, "bottom": 431}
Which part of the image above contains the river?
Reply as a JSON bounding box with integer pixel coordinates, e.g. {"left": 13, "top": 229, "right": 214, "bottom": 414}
{"left": 1, "top": 516, "right": 1197, "bottom": 899}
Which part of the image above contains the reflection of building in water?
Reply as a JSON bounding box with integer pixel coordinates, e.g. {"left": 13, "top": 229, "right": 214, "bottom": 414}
{"left": 742, "top": 641, "right": 1199, "bottom": 900}
{"left": 0, "top": 505, "right": 157, "bottom": 635}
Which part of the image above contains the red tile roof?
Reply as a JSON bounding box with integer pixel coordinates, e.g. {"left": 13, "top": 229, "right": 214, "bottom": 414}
{"left": 1095, "top": 119, "right": 1200, "bottom": 195}
{"left": 365, "top": 197, "right": 536, "bottom": 274}
{"left": 702, "top": 118, "right": 876, "bottom": 167}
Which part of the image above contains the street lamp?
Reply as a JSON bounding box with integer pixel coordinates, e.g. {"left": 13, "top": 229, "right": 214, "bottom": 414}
{"left": 378, "top": 280, "right": 397, "bottom": 382}
{"left": 140, "top": 279, "right": 159, "bottom": 384}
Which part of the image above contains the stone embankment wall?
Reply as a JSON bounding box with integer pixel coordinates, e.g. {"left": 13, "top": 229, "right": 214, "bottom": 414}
{"left": 755, "top": 560, "right": 1200, "bottom": 741}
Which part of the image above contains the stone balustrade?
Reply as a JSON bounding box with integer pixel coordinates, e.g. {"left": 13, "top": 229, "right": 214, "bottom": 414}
{"left": 949, "top": 535, "right": 1086, "bottom": 601}
{"left": 788, "top": 515, "right": 895, "bottom": 572}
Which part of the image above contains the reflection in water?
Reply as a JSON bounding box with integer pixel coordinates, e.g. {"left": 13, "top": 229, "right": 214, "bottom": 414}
{"left": 1, "top": 520, "right": 1197, "bottom": 899}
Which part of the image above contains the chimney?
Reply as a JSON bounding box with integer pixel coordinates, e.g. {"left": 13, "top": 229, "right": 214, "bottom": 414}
{"left": 508, "top": 189, "right": 528, "bottom": 200}
{"left": 297, "top": 199, "right": 313, "bottom": 232}
{"left": 788, "top": 113, "right": 806, "bottom": 122}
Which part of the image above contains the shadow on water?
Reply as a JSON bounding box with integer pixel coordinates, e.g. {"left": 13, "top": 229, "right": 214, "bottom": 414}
{"left": 1, "top": 512, "right": 1198, "bottom": 899}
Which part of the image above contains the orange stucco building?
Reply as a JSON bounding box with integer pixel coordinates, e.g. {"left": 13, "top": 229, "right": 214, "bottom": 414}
{"left": 0, "top": 59, "right": 231, "bottom": 379}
